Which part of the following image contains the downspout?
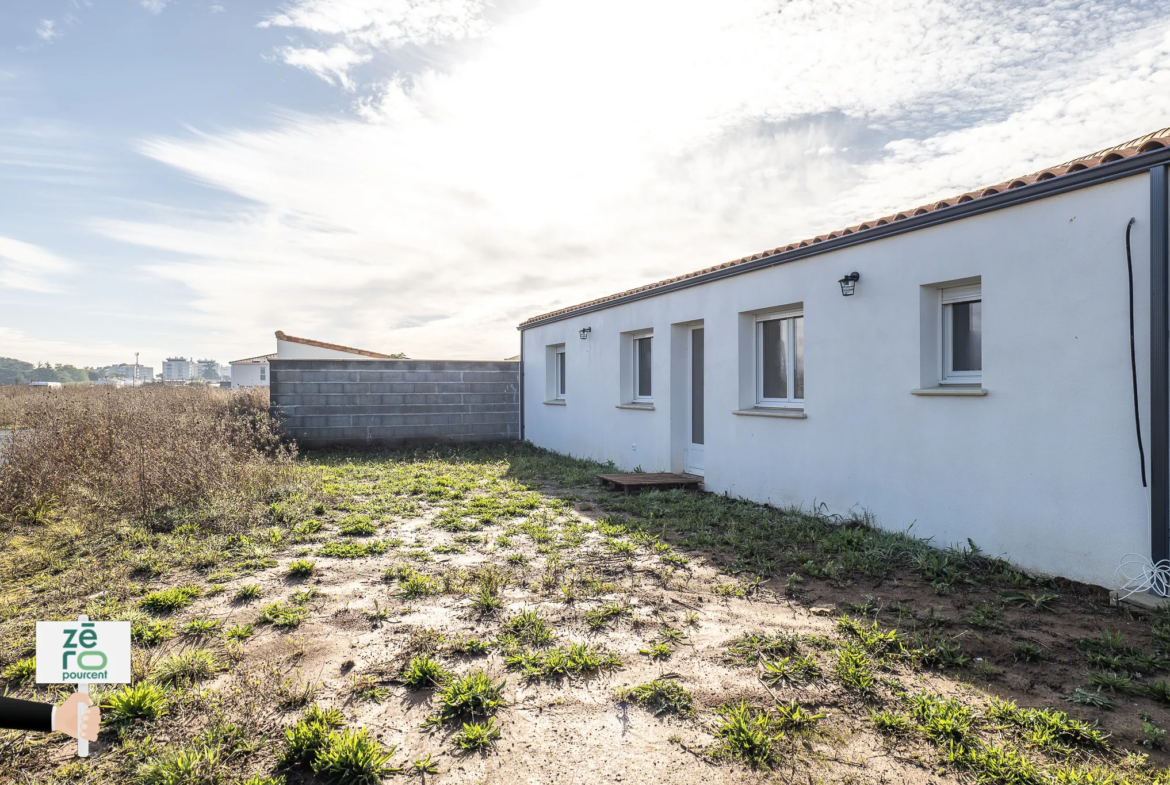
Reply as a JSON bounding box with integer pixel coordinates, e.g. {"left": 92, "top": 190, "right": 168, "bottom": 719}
{"left": 519, "top": 332, "right": 525, "bottom": 443}
{"left": 1151, "top": 163, "right": 1169, "bottom": 574}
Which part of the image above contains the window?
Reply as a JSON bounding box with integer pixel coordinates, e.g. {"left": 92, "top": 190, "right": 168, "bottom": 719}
{"left": 260, "top": 365, "right": 267, "bottom": 381}
{"left": 941, "top": 284, "right": 981, "bottom": 384}
{"left": 554, "top": 346, "right": 566, "bottom": 399}
{"left": 633, "top": 335, "right": 653, "bottom": 401}
{"left": 756, "top": 312, "right": 803, "bottom": 407}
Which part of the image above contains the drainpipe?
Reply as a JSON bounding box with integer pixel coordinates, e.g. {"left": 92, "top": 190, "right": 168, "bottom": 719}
{"left": 1152, "top": 163, "right": 1169, "bottom": 571}
{"left": 519, "top": 334, "right": 525, "bottom": 443}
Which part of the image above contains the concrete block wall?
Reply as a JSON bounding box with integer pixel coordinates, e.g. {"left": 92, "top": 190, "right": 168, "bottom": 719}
{"left": 269, "top": 359, "right": 519, "bottom": 447}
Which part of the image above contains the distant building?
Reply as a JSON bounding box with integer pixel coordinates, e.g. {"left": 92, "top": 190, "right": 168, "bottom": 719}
{"left": 229, "top": 354, "right": 275, "bottom": 388}
{"left": 100, "top": 363, "right": 154, "bottom": 384}
{"left": 231, "top": 330, "right": 401, "bottom": 389}
{"left": 162, "top": 357, "right": 195, "bottom": 381}
{"left": 195, "top": 359, "right": 223, "bottom": 381}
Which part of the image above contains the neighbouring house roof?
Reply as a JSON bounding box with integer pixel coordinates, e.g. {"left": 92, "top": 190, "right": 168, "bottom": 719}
{"left": 274, "top": 331, "right": 395, "bottom": 359}
{"left": 229, "top": 353, "right": 277, "bottom": 365}
{"left": 520, "top": 126, "right": 1170, "bottom": 328}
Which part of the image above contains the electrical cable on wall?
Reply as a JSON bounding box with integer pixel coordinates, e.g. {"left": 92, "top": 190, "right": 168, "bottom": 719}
{"left": 1116, "top": 217, "right": 1168, "bottom": 599}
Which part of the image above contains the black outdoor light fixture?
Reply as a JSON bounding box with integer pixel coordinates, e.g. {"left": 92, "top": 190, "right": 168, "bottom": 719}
{"left": 838, "top": 271, "right": 860, "bottom": 296}
{"left": 579, "top": 326, "right": 592, "bottom": 339}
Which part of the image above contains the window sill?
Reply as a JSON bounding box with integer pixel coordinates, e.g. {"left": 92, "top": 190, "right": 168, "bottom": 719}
{"left": 616, "top": 403, "right": 655, "bottom": 411}
{"left": 543, "top": 399, "right": 566, "bottom": 406}
{"left": 733, "top": 407, "right": 807, "bottom": 419}
{"left": 911, "top": 386, "right": 987, "bottom": 397}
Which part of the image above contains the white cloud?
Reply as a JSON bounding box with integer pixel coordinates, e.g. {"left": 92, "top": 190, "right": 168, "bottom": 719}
{"left": 36, "top": 20, "right": 59, "bottom": 41}
{"left": 140, "top": 0, "right": 169, "bottom": 13}
{"left": 0, "top": 235, "right": 76, "bottom": 293}
{"left": 276, "top": 44, "right": 372, "bottom": 90}
{"left": 106, "top": 0, "right": 1170, "bottom": 360}
{"left": 262, "top": 0, "right": 488, "bottom": 48}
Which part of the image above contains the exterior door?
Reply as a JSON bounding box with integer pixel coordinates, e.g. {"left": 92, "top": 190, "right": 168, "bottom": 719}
{"left": 685, "top": 327, "right": 705, "bottom": 475}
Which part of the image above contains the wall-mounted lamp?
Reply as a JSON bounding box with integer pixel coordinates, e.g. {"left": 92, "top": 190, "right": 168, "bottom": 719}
{"left": 579, "top": 327, "right": 592, "bottom": 340}
{"left": 838, "top": 271, "right": 860, "bottom": 296}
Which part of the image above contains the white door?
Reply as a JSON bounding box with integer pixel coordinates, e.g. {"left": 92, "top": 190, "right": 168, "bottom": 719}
{"left": 685, "top": 326, "right": 705, "bottom": 475}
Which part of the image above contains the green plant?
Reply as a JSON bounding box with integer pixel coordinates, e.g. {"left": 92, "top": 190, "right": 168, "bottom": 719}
{"left": 1143, "top": 680, "right": 1170, "bottom": 705}
{"left": 584, "top": 601, "right": 633, "bottom": 630}
{"left": 150, "top": 648, "right": 223, "bottom": 687}
{"left": 225, "top": 622, "right": 254, "bottom": 641}
{"left": 964, "top": 602, "right": 1002, "bottom": 629}
{"left": 1013, "top": 642, "right": 1046, "bottom": 663}
{"left": 234, "top": 584, "right": 262, "bottom": 603}
{"left": 870, "top": 710, "right": 912, "bottom": 735}
{"left": 773, "top": 699, "right": 825, "bottom": 734}
{"left": 259, "top": 600, "right": 310, "bottom": 629}
{"left": 288, "top": 558, "right": 317, "bottom": 577}
{"left": 103, "top": 683, "right": 168, "bottom": 723}
{"left": 640, "top": 642, "right": 673, "bottom": 660}
{"left": 501, "top": 608, "right": 556, "bottom": 647}
{"left": 365, "top": 600, "right": 390, "bottom": 622}
{"left": 724, "top": 631, "right": 798, "bottom": 664}
{"left": 834, "top": 644, "right": 875, "bottom": 694}
{"left": 312, "top": 727, "right": 400, "bottom": 784}
{"left": 132, "top": 619, "right": 176, "bottom": 647}
{"left": 396, "top": 568, "right": 439, "bottom": 598}
{"left": 428, "top": 670, "right": 507, "bottom": 726}
{"left": 617, "top": 679, "right": 693, "bottom": 717}
{"left": 1141, "top": 720, "right": 1167, "bottom": 750}
{"left": 140, "top": 585, "right": 201, "bottom": 613}
{"left": 455, "top": 718, "right": 501, "bottom": 751}
{"left": 402, "top": 653, "right": 449, "bottom": 689}
{"left": 713, "top": 701, "right": 782, "bottom": 769}
{"left": 280, "top": 704, "right": 346, "bottom": 768}
{"left": 2, "top": 657, "right": 35, "bottom": 683}
{"left": 339, "top": 515, "right": 377, "bottom": 537}
{"left": 761, "top": 654, "right": 820, "bottom": 686}
{"left": 410, "top": 753, "right": 439, "bottom": 775}
{"left": 181, "top": 617, "right": 220, "bottom": 637}
{"left": 1063, "top": 688, "right": 1116, "bottom": 710}
{"left": 905, "top": 693, "right": 974, "bottom": 746}
{"left": 505, "top": 644, "right": 622, "bottom": 680}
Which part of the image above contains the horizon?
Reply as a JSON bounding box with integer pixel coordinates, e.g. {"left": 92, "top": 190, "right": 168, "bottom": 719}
{"left": 3, "top": 0, "right": 1170, "bottom": 374}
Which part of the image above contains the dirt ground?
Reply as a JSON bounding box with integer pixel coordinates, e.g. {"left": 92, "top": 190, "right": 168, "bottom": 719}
{"left": 7, "top": 445, "right": 1170, "bottom": 784}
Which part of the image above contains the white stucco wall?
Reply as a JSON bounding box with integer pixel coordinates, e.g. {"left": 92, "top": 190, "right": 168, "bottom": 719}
{"left": 276, "top": 339, "right": 376, "bottom": 359}
{"left": 231, "top": 363, "right": 268, "bottom": 388}
{"left": 522, "top": 174, "right": 1158, "bottom": 587}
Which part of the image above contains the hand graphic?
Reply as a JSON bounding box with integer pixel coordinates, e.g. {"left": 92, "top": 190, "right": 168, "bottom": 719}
{"left": 54, "top": 693, "right": 100, "bottom": 742}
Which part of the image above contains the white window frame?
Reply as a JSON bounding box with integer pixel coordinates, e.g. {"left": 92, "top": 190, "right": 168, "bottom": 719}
{"left": 554, "top": 346, "right": 566, "bottom": 400}
{"left": 755, "top": 310, "right": 803, "bottom": 408}
{"left": 260, "top": 365, "right": 267, "bottom": 381}
{"left": 632, "top": 333, "right": 653, "bottom": 402}
{"left": 940, "top": 284, "right": 981, "bottom": 385}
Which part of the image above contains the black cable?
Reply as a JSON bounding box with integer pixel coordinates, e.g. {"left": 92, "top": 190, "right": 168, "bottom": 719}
{"left": 1127, "top": 217, "right": 1148, "bottom": 487}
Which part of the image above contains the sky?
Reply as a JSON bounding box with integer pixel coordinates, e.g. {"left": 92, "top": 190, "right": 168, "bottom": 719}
{"left": 1, "top": 0, "right": 1169, "bottom": 372}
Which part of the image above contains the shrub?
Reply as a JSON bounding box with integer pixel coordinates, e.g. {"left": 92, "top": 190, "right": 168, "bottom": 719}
{"left": 0, "top": 385, "right": 292, "bottom": 526}
{"left": 103, "top": 683, "right": 168, "bottom": 723}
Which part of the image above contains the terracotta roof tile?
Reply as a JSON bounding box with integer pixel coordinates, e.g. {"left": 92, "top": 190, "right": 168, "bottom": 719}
{"left": 520, "top": 126, "right": 1170, "bottom": 327}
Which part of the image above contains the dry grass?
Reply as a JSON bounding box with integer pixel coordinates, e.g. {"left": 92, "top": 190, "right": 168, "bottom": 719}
{"left": 0, "top": 385, "right": 294, "bottom": 528}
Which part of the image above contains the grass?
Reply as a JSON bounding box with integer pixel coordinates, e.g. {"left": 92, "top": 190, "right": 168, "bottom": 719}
{"left": 617, "top": 679, "right": 693, "bottom": 716}
{"left": 402, "top": 653, "right": 450, "bottom": 689}
{"left": 427, "top": 670, "right": 507, "bottom": 726}
{"left": 338, "top": 514, "right": 378, "bottom": 536}
{"left": 103, "top": 683, "right": 168, "bottom": 723}
{"left": 725, "top": 631, "right": 798, "bottom": 664}
{"left": 501, "top": 608, "right": 557, "bottom": 647}
{"left": 454, "top": 718, "right": 501, "bottom": 752}
{"left": 2, "top": 656, "right": 35, "bottom": 683}
{"left": 584, "top": 601, "right": 633, "bottom": 630}
{"left": 762, "top": 653, "right": 821, "bottom": 686}
{"left": 181, "top": 617, "right": 220, "bottom": 636}
{"left": 834, "top": 643, "right": 876, "bottom": 694}
{"left": 259, "top": 600, "right": 311, "bottom": 628}
{"left": 713, "top": 701, "right": 783, "bottom": 769}
{"left": 233, "top": 583, "right": 262, "bottom": 603}
{"left": 224, "top": 622, "right": 254, "bottom": 641}
{"left": 505, "top": 643, "right": 622, "bottom": 679}
{"left": 150, "top": 648, "right": 223, "bottom": 686}
{"left": 140, "top": 585, "right": 201, "bottom": 613}
{"left": 288, "top": 557, "right": 317, "bottom": 577}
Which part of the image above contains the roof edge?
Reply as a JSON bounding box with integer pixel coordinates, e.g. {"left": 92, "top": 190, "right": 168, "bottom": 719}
{"left": 275, "top": 330, "right": 394, "bottom": 359}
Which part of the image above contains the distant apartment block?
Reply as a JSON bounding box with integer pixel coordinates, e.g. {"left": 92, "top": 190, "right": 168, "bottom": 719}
{"left": 162, "top": 357, "right": 195, "bottom": 381}
{"left": 100, "top": 363, "right": 154, "bottom": 384}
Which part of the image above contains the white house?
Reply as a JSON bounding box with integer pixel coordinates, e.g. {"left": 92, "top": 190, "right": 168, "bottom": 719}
{"left": 231, "top": 331, "right": 398, "bottom": 388}
{"left": 519, "top": 127, "right": 1170, "bottom": 588}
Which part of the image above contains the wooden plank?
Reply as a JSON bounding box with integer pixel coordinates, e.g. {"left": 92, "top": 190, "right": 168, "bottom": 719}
{"left": 596, "top": 472, "right": 703, "bottom": 494}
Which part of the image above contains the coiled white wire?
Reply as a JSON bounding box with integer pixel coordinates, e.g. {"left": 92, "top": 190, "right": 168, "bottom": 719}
{"left": 1115, "top": 553, "right": 1170, "bottom": 599}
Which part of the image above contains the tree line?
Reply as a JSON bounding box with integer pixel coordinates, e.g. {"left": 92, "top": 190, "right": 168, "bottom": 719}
{"left": 0, "top": 357, "right": 102, "bottom": 385}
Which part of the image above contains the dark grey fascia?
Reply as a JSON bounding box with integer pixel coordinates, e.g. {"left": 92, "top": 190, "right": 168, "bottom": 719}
{"left": 519, "top": 146, "right": 1170, "bottom": 331}
{"left": 1151, "top": 164, "right": 1169, "bottom": 569}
